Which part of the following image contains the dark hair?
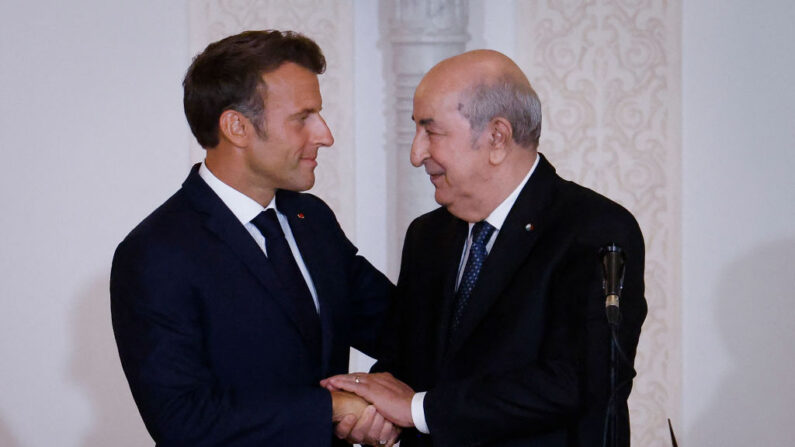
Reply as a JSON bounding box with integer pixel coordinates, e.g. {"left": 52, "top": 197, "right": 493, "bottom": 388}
{"left": 183, "top": 30, "right": 326, "bottom": 148}
{"left": 459, "top": 76, "right": 542, "bottom": 148}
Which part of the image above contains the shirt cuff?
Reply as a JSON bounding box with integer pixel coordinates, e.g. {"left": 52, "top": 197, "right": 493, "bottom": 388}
{"left": 411, "top": 391, "right": 430, "bottom": 434}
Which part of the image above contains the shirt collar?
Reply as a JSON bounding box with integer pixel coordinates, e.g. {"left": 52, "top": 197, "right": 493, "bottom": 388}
{"left": 198, "top": 161, "right": 275, "bottom": 225}
{"left": 482, "top": 154, "right": 540, "bottom": 231}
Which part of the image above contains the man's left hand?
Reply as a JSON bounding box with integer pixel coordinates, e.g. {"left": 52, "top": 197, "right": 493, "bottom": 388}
{"left": 322, "top": 372, "right": 415, "bottom": 428}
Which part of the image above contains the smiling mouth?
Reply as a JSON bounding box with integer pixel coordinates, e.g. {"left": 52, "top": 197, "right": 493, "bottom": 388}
{"left": 428, "top": 173, "right": 444, "bottom": 184}
{"left": 423, "top": 161, "right": 444, "bottom": 183}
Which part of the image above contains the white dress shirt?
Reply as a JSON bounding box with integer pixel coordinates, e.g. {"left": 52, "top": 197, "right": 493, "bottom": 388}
{"left": 411, "top": 154, "right": 540, "bottom": 434}
{"left": 198, "top": 162, "right": 319, "bottom": 311}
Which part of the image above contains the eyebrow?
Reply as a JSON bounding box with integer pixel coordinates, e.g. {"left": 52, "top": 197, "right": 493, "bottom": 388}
{"left": 290, "top": 107, "right": 320, "bottom": 117}
{"left": 411, "top": 115, "right": 435, "bottom": 127}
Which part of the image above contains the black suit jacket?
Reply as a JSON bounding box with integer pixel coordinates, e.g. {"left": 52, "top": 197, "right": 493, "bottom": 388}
{"left": 111, "top": 165, "right": 393, "bottom": 446}
{"left": 376, "top": 155, "right": 646, "bottom": 446}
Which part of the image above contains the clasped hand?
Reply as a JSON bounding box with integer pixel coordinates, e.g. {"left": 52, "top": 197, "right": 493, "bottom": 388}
{"left": 323, "top": 372, "right": 415, "bottom": 446}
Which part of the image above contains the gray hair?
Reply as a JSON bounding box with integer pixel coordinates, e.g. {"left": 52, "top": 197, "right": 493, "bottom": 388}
{"left": 458, "top": 76, "right": 542, "bottom": 148}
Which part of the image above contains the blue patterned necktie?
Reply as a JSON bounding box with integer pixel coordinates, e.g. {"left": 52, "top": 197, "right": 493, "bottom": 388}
{"left": 450, "top": 220, "right": 496, "bottom": 333}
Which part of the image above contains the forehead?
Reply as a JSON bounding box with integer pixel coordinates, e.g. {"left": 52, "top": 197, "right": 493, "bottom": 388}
{"left": 261, "top": 62, "right": 322, "bottom": 109}
{"left": 414, "top": 80, "right": 461, "bottom": 117}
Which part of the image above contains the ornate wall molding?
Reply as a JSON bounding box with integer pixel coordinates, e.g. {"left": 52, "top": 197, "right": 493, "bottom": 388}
{"left": 383, "top": 0, "right": 470, "bottom": 276}
{"left": 516, "top": 1, "right": 682, "bottom": 445}
{"left": 188, "top": 0, "right": 356, "bottom": 237}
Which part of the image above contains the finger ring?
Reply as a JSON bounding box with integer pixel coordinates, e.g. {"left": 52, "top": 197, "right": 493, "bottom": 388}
{"left": 354, "top": 376, "right": 361, "bottom": 384}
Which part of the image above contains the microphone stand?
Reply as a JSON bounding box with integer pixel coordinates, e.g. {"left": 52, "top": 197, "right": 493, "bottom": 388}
{"left": 604, "top": 321, "right": 634, "bottom": 447}
{"left": 600, "top": 244, "right": 625, "bottom": 447}
{"left": 608, "top": 317, "right": 619, "bottom": 447}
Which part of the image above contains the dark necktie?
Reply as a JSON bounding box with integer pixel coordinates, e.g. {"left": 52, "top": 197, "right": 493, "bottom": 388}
{"left": 251, "top": 209, "right": 321, "bottom": 358}
{"left": 450, "top": 221, "right": 496, "bottom": 333}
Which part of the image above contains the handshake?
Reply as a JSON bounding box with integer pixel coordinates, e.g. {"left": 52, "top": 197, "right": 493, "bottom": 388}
{"left": 323, "top": 372, "right": 416, "bottom": 446}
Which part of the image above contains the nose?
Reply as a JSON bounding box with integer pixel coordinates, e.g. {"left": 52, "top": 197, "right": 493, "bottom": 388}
{"left": 315, "top": 114, "right": 334, "bottom": 148}
{"left": 410, "top": 127, "right": 428, "bottom": 167}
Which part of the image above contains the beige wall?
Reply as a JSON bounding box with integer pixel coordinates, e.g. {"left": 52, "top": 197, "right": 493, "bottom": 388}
{"left": 0, "top": 1, "right": 190, "bottom": 445}
{"left": 682, "top": 1, "right": 795, "bottom": 445}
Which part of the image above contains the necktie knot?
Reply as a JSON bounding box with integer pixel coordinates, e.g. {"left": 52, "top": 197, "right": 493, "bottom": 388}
{"left": 471, "top": 221, "right": 496, "bottom": 248}
{"left": 251, "top": 209, "right": 284, "bottom": 241}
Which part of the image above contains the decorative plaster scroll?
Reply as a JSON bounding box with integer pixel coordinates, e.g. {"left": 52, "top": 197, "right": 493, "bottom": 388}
{"left": 384, "top": 0, "right": 470, "bottom": 276}
{"left": 516, "top": 1, "right": 682, "bottom": 445}
{"left": 188, "top": 0, "right": 356, "bottom": 237}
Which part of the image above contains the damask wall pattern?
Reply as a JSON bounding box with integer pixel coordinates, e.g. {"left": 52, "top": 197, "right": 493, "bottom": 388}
{"left": 516, "top": 1, "right": 682, "bottom": 445}
{"left": 188, "top": 0, "right": 357, "bottom": 237}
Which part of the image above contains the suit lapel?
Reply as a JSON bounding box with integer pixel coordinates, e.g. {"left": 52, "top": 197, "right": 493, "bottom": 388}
{"left": 445, "top": 155, "right": 560, "bottom": 358}
{"left": 181, "top": 166, "right": 315, "bottom": 350}
{"left": 275, "top": 191, "right": 334, "bottom": 375}
{"left": 434, "top": 216, "right": 469, "bottom": 365}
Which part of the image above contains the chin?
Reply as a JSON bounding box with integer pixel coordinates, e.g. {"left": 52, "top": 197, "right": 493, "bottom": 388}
{"left": 298, "top": 177, "right": 316, "bottom": 191}
{"left": 283, "top": 177, "right": 315, "bottom": 192}
{"left": 434, "top": 190, "right": 450, "bottom": 207}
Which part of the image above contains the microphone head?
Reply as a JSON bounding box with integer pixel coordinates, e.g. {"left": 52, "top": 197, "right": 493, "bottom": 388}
{"left": 600, "top": 242, "right": 626, "bottom": 298}
{"left": 599, "top": 243, "right": 625, "bottom": 259}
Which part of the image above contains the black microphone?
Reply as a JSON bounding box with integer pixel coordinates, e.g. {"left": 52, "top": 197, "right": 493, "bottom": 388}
{"left": 599, "top": 243, "right": 625, "bottom": 325}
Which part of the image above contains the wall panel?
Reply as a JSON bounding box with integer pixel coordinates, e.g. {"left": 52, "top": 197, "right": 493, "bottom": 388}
{"left": 516, "top": 1, "right": 682, "bottom": 444}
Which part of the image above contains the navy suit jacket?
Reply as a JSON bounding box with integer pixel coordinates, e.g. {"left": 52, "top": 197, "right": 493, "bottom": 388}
{"left": 376, "top": 155, "right": 647, "bottom": 446}
{"left": 111, "top": 165, "right": 393, "bottom": 446}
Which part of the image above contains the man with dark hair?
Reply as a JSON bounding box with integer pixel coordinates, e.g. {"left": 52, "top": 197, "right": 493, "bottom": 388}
{"left": 111, "top": 30, "right": 396, "bottom": 446}
{"left": 324, "top": 50, "right": 647, "bottom": 446}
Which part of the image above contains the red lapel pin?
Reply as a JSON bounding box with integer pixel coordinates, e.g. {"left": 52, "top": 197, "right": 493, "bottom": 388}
{"left": 297, "top": 213, "right": 305, "bottom": 219}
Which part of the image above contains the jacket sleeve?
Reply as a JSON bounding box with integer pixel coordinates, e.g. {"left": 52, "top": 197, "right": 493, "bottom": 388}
{"left": 309, "top": 194, "right": 395, "bottom": 361}
{"left": 369, "top": 218, "right": 419, "bottom": 377}
{"left": 110, "top": 235, "right": 334, "bottom": 446}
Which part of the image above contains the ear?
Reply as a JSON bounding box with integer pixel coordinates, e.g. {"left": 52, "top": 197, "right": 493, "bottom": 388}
{"left": 218, "top": 109, "right": 251, "bottom": 147}
{"left": 487, "top": 117, "right": 513, "bottom": 165}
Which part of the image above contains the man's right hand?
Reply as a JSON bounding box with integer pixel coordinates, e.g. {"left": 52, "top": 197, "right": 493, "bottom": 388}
{"left": 331, "top": 391, "right": 400, "bottom": 446}
{"left": 331, "top": 390, "right": 369, "bottom": 422}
